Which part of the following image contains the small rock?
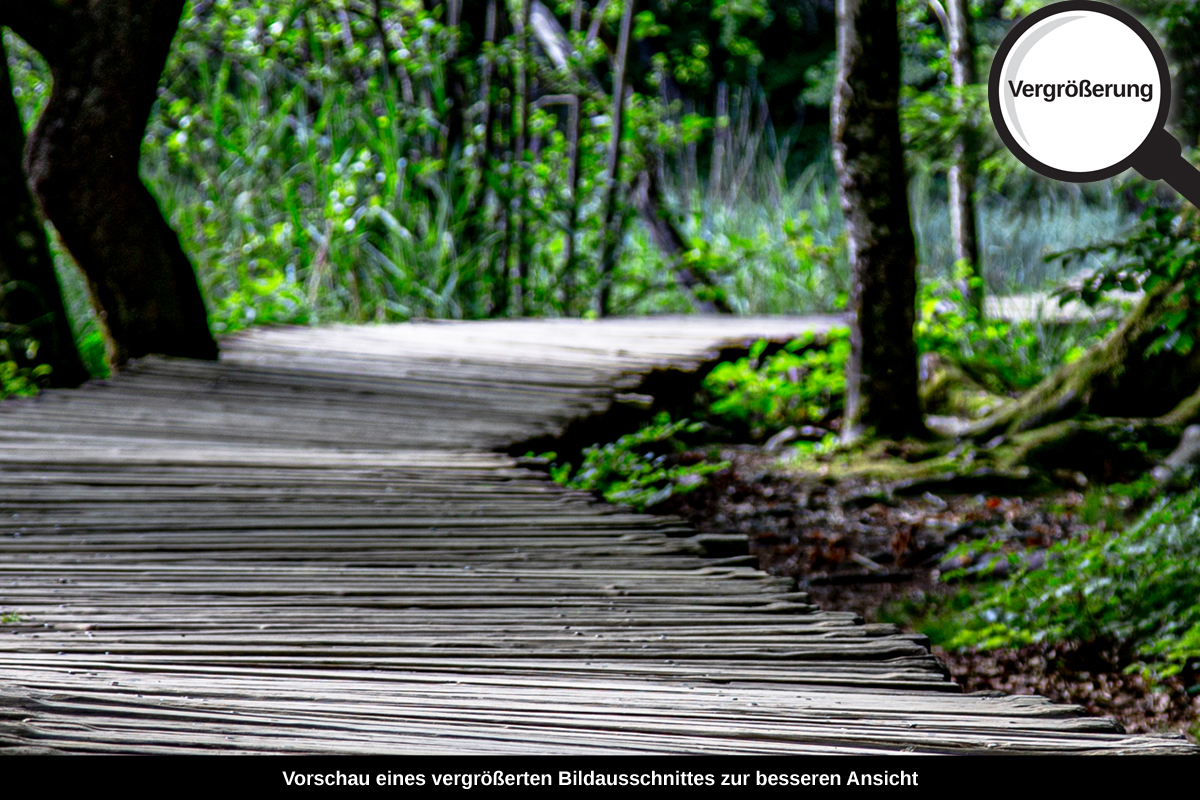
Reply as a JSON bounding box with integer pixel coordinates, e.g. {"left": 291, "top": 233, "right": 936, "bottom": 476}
{"left": 922, "top": 491, "right": 948, "bottom": 510}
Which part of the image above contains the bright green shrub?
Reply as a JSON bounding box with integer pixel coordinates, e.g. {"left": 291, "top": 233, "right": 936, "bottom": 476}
{"left": 0, "top": 360, "right": 49, "bottom": 399}
{"left": 552, "top": 412, "right": 727, "bottom": 510}
{"left": 915, "top": 273, "right": 1113, "bottom": 394}
{"left": 703, "top": 329, "right": 849, "bottom": 439}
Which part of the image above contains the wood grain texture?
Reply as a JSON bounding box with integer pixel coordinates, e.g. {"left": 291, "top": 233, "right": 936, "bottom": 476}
{"left": 0, "top": 317, "right": 1193, "bottom": 754}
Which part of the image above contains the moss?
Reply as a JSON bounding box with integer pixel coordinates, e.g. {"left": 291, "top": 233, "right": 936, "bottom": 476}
{"left": 919, "top": 352, "right": 1011, "bottom": 419}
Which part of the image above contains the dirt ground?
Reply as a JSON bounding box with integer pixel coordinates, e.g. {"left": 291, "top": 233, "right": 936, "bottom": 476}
{"left": 658, "top": 448, "right": 1200, "bottom": 742}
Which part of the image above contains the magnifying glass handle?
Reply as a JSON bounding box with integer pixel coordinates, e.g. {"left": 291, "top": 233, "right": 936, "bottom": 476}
{"left": 1131, "top": 129, "right": 1200, "bottom": 209}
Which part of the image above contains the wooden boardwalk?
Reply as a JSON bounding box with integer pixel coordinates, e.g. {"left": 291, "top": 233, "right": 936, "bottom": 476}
{"left": 0, "top": 317, "right": 1193, "bottom": 754}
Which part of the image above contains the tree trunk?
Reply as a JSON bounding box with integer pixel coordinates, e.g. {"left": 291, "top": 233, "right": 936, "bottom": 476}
{"left": 832, "top": 0, "right": 924, "bottom": 442}
{"left": 0, "top": 34, "right": 89, "bottom": 387}
{"left": 596, "top": 0, "right": 634, "bottom": 318}
{"left": 512, "top": 0, "right": 533, "bottom": 315}
{"left": 4, "top": 1, "right": 217, "bottom": 365}
{"left": 946, "top": 0, "right": 982, "bottom": 315}
{"left": 562, "top": 78, "right": 582, "bottom": 314}
{"left": 446, "top": 0, "right": 491, "bottom": 160}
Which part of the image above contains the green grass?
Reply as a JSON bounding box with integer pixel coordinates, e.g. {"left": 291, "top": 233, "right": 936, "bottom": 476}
{"left": 910, "top": 172, "right": 1137, "bottom": 294}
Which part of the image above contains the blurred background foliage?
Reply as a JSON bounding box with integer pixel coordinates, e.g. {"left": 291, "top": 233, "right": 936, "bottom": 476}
{"left": 5, "top": 0, "right": 1184, "bottom": 378}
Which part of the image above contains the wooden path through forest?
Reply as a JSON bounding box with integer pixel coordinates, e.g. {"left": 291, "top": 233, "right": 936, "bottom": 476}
{"left": 0, "top": 317, "right": 1194, "bottom": 754}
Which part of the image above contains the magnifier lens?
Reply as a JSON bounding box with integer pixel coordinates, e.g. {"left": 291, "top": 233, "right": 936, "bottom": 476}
{"left": 997, "top": 10, "right": 1163, "bottom": 175}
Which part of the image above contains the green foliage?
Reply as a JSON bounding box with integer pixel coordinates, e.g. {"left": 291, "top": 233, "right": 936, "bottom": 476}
{"left": 1164, "top": 1, "right": 1200, "bottom": 147}
{"left": 552, "top": 412, "right": 727, "bottom": 510}
{"left": 0, "top": 360, "right": 50, "bottom": 399}
{"left": 949, "top": 486, "right": 1200, "bottom": 683}
{"left": 5, "top": 2, "right": 1143, "bottom": 337}
{"left": 0, "top": 1, "right": 1153, "bottom": 348}
{"left": 1054, "top": 202, "right": 1200, "bottom": 358}
{"left": 146, "top": 3, "right": 490, "bottom": 324}
{"left": 1071, "top": 475, "right": 1159, "bottom": 529}
{"left": 701, "top": 277, "right": 1113, "bottom": 443}
{"left": 704, "top": 329, "right": 849, "bottom": 439}
{"left": 915, "top": 271, "right": 1115, "bottom": 393}
{"left": 879, "top": 589, "right": 981, "bottom": 648}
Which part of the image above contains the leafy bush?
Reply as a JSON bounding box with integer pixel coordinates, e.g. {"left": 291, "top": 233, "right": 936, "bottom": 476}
{"left": 700, "top": 288, "right": 1111, "bottom": 444}
{"left": 552, "top": 413, "right": 727, "bottom": 510}
{"left": 948, "top": 486, "right": 1200, "bottom": 684}
{"left": 704, "top": 329, "right": 849, "bottom": 439}
{"left": 915, "top": 272, "right": 1114, "bottom": 394}
{"left": 0, "top": 325, "right": 53, "bottom": 398}
{"left": 211, "top": 269, "right": 309, "bottom": 335}
{"left": 0, "top": 360, "right": 50, "bottom": 399}
{"left": 1054, "top": 201, "right": 1200, "bottom": 360}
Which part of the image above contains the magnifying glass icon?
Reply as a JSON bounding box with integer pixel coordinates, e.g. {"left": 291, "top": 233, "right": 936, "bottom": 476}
{"left": 990, "top": 0, "right": 1200, "bottom": 206}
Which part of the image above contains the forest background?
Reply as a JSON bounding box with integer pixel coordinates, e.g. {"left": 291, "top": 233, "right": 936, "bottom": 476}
{"left": 7, "top": 0, "right": 1185, "bottom": 378}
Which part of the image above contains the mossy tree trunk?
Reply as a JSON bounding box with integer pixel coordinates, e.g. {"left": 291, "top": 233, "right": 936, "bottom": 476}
{"left": 3, "top": 1, "right": 217, "bottom": 366}
{"left": 832, "top": 0, "right": 925, "bottom": 443}
{"left": 0, "top": 33, "right": 89, "bottom": 387}
{"left": 963, "top": 273, "right": 1200, "bottom": 443}
{"left": 947, "top": 0, "right": 983, "bottom": 315}
{"left": 874, "top": 275, "right": 1200, "bottom": 488}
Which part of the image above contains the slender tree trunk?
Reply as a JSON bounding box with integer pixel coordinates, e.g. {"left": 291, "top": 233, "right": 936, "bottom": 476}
{"left": 444, "top": 0, "right": 466, "bottom": 156}
{"left": 478, "top": 0, "right": 504, "bottom": 315}
{"left": 832, "top": 0, "right": 924, "bottom": 442}
{"left": 446, "top": 0, "right": 492, "bottom": 161}
{"left": 596, "top": 0, "right": 634, "bottom": 317}
{"left": 512, "top": 0, "right": 533, "bottom": 315}
{"left": 947, "top": 0, "right": 982, "bottom": 314}
{"left": 371, "top": 0, "right": 398, "bottom": 101}
{"left": 495, "top": 64, "right": 514, "bottom": 317}
{"left": 585, "top": 0, "right": 612, "bottom": 47}
{"left": 562, "top": 92, "right": 582, "bottom": 315}
{"left": 0, "top": 34, "right": 89, "bottom": 387}
{"left": 478, "top": 0, "right": 499, "bottom": 177}
{"left": 4, "top": 1, "right": 217, "bottom": 365}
